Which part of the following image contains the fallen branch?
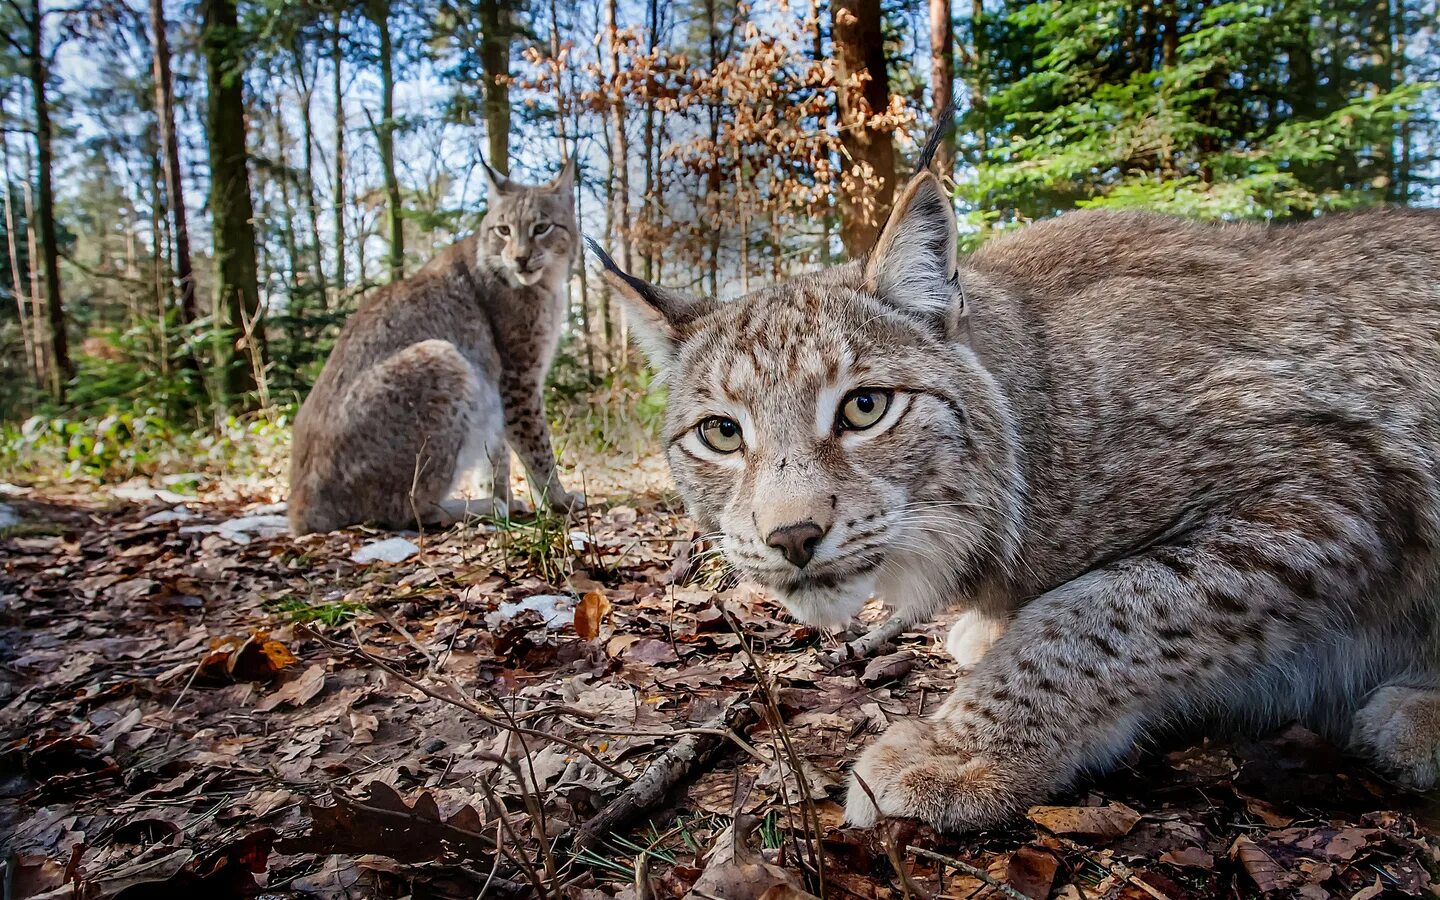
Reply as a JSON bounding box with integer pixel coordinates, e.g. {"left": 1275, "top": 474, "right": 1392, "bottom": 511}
{"left": 573, "top": 691, "right": 758, "bottom": 850}
{"left": 904, "top": 846, "right": 1030, "bottom": 900}
{"left": 1055, "top": 837, "right": 1174, "bottom": 900}
{"left": 823, "top": 615, "right": 909, "bottom": 667}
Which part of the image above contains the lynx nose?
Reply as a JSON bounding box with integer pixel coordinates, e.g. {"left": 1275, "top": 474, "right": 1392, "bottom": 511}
{"left": 766, "top": 521, "right": 826, "bottom": 569}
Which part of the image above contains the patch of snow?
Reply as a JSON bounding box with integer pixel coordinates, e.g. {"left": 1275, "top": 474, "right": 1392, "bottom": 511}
{"left": 180, "top": 514, "right": 291, "bottom": 545}
{"left": 488, "top": 594, "right": 575, "bottom": 631}
{"left": 0, "top": 483, "right": 28, "bottom": 497}
{"left": 142, "top": 506, "right": 199, "bottom": 525}
{"left": 350, "top": 537, "right": 421, "bottom": 564}
{"left": 248, "top": 502, "right": 288, "bottom": 516}
{"left": 0, "top": 503, "right": 19, "bottom": 528}
{"left": 111, "top": 482, "right": 193, "bottom": 505}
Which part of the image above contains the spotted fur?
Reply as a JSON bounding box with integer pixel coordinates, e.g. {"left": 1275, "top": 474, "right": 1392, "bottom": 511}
{"left": 598, "top": 171, "right": 1440, "bottom": 831}
{"left": 289, "top": 163, "right": 583, "bottom": 534}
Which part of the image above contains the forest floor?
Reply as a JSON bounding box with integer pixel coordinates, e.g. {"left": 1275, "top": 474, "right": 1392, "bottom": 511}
{"left": 4, "top": 462, "right": 1440, "bottom": 899}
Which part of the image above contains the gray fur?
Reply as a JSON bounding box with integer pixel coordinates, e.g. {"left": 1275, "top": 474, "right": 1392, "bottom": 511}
{"left": 289, "top": 164, "right": 583, "bottom": 534}
{"left": 602, "top": 170, "right": 1440, "bottom": 831}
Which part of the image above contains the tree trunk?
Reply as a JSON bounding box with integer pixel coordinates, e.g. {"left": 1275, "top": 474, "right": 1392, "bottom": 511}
{"left": 929, "top": 0, "right": 955, "bottom": 178}
{"left": 0, "top": 96, "right": 37, "bottom": 381}
{"left": 970, "top": 0, "right": 988, "bottom": 158}
{"left": 332, "top": 9, "right": 348, "bottom": 296}
{"left": 150, "top": 0, "right": 203, "bottom": 382}
{"left": 832, "top": 0, "right": 896, "bottom": 258}
{"left": 294, "top": 52, "right": 329, "bottom": 312}
{"left": 478, "top": 0, "right": 512, "bottom": 174}
{"left": 27, "top": 0, "right": 71, "bottom": 399}
{"left": 202, "top": 0, "right": 265, "bottom": 406}
{"left": 605, "top": 0, "right": 631, "bottom": 362}
{"left": 641, "top": 0, "right": 658, "bottom": 281}
{"left": 369, "top": 0, "right": 404, "bottom": 281}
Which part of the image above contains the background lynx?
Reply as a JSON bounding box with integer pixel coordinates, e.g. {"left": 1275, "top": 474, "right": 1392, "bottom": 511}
{"left": 288, "top": 163, "right": 582, "bottom": 534}
{"left": 597, "top": 171, "right": 1440, "bottom": 831}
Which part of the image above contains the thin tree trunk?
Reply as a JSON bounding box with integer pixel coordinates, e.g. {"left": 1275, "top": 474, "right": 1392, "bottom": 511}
{"left": 606, "top": 0, "right": 633, "bottom": 306}
{"left": 273, "top": 100, "right": 302, "bottom": 303}
{"left": 23, "top": 170, "right": 43, "bottom": 384}
{"left": 150, "top": 0, "right": 202, "bottom": 381}
{"left": 970, "top": 0, "right": 988, "bottom": 157}
{"left": 832, "top": 0, "right": 896, "bottom": 258}
{"left": 369, "top": 0, "right": 404, "bottom": 281}
{"left": 478, "top": 0, "right": 512, "bottom": 173}
{"left": 202, "top": 0, "right": 265, "bottom": 406}
{"left": 332, "top": 9, "right": 348, "bottom": 297}
{"left": 293, "top": 52, "right": 329, "bottom": 313}
{"left": 929, "top": 0, "right": 956, "bottom": 177}
{"left": 0, "top": 96, "right": 36, "bottom": 381}
{"left": 27, "top": 0, "right": 71, "bottom": 398}
{"left": 704, "top": 0, "right": 721, "bottom": 297}
{"left": 641, "top": 0, "right": 658, "bottom": 281}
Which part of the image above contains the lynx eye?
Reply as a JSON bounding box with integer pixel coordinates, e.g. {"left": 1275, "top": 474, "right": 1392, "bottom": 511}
{"left": 493, "top": 224, "right": 511, "bottom": 238}
{"left": 533, "top": 222, "right": 554, "bottom": 236}
{"left": 838, "top": 389, "right": 891, "bottom": 431}
{"left": 697, "top": 417, "right": 743, "bottom": 453}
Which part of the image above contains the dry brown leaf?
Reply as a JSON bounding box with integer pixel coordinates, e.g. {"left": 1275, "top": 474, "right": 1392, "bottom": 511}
{"left": 684, "top": 815, "right": 807, "bottom": 900}
{"left": 256, "top": 664, "right": 326, "bottom": 712}
{"left": 575, "top": 589, "right": 612, "bottom": 641}
{"left": 1231, "top": 835, "right": 1296, "bottom": 893}
{"left": 1006, "top": 845, "right": 1060, "bottom": 900}
{"left": 1026, "top": 802, "right": 1142, "bottom": 841}
{"left": 1159, "top": 846, "right": 1214, "bottom": 869}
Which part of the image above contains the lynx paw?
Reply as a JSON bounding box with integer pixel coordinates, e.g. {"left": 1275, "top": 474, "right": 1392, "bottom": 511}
{"left": 547, "top": 490, "right": 586, "bottom": 514}
{"left": 1353, "top": 685, "right": 1440, "bottom": 789}
{"left": 944, "top": 610, "right": 1005, "bottom": 668}
{"left": 844, "top": 719, "right": 1035, "bottom": 832}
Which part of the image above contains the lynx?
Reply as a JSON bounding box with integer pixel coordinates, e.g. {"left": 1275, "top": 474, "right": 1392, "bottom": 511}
{"left": 289, "top": 162, "right": 583, "bottom": 535}
{"left": 592, "top": 170, "right": 1440, "bottom": 831}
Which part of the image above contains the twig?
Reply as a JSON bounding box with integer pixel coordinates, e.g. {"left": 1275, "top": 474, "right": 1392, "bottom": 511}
{"left": 850, "top": 775, "right": 928, "bottom": 900}
{"left": 723, "top": 604, "right": 828, "bottom": 899}
{"left": 904, "top": 846, "right": 1030, "bottom": 900}
{"left": 823, "top": 615, "right": 909, "bottom": 667}
{"left": 305, "top": 625, "right": 631, "bottom": 783}
{"left": 573, "top": 690, "right": 758, "bottom": 850}
{"left": 1055, "top": 837, "right": 1173, "bottom": 900}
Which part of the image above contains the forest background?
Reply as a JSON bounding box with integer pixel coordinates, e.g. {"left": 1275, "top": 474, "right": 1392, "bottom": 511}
{"left": 1, "top": 0, "right": 1437, "bottom": 482}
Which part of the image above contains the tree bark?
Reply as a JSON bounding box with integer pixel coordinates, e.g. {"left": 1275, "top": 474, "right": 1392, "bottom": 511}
{"left": 478, "top": 0, "right": 512, "bottom": 174}
{"left": 150, "top": 0, "right": 203, "bottom": 381}
{"left": 368, "top": 0, "right": 404, "bottom": 281}
{"left": 293, "top": 50, "right": 329, "bottom": 311}
{"left": 202, "top": 0, "right": 265, "bottom": 405}
{"left": 0, "top": 95, "right": 37, "bottom": 381}
{"left": 26, "top": 0, "right": 72, "bottom": 399}
{"left": 832, "top": 0, "right": 896, "bottom": 258}
{"left": 332, "top": 9, "right": 348, "bottom": 296}
{"left": 929, "top": 0, "right": 956, "bottom": 178}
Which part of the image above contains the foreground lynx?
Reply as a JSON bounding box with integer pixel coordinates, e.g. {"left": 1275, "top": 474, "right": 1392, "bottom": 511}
{"left": 289, "top": 163, "right": 582, "bottom": 534}
{"left": 593, "top": 169, "right": 1440, "bottom": 830}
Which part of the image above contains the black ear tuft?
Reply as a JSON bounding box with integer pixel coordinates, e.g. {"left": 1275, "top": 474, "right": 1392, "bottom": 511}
{"left": 913, "top": 102, "right": 955, "bottom": 176}
{"left": 585, "top": 236, "right": 667, "bottom": 307}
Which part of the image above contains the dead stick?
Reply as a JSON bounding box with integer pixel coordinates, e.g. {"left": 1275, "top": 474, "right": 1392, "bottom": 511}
{"left": 573, "top": 691, "right": 757, "bottom": 850}
{"left": 904, "top": 846, "right": 1030, "bottom": 900}
{"left": 823, "top": 615, "right": 908, "bottom": 666}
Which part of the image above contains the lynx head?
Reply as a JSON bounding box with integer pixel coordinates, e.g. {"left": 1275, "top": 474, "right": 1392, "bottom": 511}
{"left": 593, "top": 173, "right": 1025, "bottom": 629}
{"left": 480, "top": 160, "right": 578, "bottom": 287}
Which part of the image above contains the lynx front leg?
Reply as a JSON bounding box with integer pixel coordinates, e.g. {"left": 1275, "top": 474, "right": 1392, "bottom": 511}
{"left": 500, "top": 383, "right": 584, "bottom": 513}
{"left": 847, "top": 497, "right": 1382, "bottom": 831}
{"left": 1353, "top": 684, "right": 1440, "bottom": 788}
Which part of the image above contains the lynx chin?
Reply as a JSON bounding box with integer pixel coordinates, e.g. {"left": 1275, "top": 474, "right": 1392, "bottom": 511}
{"left": 289, "top": 161, "right": 583, "bottom": 535}
{"left": 592, "top": 168, "right": 1440, "bottom": 832}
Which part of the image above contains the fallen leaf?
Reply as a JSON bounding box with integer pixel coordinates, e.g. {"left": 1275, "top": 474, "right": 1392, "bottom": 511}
{"left": 860, "top": 650, "right": 916, "bottom": 686}
{"left": 1231, "top": 835, "right": 1297, "bottom": 893}
{"left": 1007, "top": 845, "right": 1060, "bottom": 900}
{"left": 1026, "top": 802, "right": 1142, "bottom": 841}
{"left": 256, "top": 664, "right": 326, "bottom": 711}
{"left": 684, "top": 815, "right": 807, "bottom": 900}
{"left": 575, "top": 589, "right": 612, "bottom": 641}
{"left": 1159, "top": 846, "right": 1214, "bottom": 869}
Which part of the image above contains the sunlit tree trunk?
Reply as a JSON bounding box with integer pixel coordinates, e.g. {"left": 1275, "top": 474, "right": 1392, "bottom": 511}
{"left": 832, "top": 0, "right": 896, "bottom": 258}
{"left": 23, "top": 0, "right": 72, "bottom": 398}
{"left": 0, "top": 96, "right": 36, "bottom": 381}
{"left": 929, "top": 0, "right": 956, "bottom": 177}
{"left": 293, "top": 51, "right": 329, "bottom": 312}
{"left": 150, "top": 0, "right": 203, "bottom": 382}
{"left": 331, "top": 9, "right": 348, "bottom": 298}
{"left": 479, "top": 0, "right": 512, "bottom": 173}
{"left": 202, "top": 0, "right": 266, "bottom": 406}
{"left": 367, "top": 0, "right": 404, "bottom": 281}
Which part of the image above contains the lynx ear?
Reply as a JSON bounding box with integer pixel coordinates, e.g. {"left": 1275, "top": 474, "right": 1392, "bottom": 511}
{"left": 863, "top": 172, "right": 964, "bottom": 337}
{"left": 585, "top": 237, "right": 713, "bottom": 373}
{"left": 550, "top": 159, "right": 576, "bottom": 195}
{"left": 480, "top": 157, "right": 514, "bottom": 195}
